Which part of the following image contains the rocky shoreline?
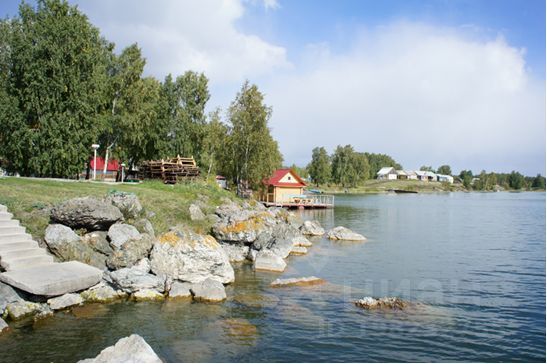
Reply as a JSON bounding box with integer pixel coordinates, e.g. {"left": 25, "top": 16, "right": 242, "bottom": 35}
{"left": 0, "top": 191, "right": 376, "bottom": 361}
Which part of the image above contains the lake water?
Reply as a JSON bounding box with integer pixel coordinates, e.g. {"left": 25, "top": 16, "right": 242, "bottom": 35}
{"left": 1, "top": 192, "right": 545, "bottom": 362}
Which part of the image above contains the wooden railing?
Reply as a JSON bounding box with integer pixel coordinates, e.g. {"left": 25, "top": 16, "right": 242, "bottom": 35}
{"left": 259, "top": 193, "right": 334, "bottom": 208}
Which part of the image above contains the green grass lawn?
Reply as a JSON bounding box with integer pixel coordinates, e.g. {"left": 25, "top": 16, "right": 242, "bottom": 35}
{"left": 0, "top": 177, "right": 237, "bottom": 240}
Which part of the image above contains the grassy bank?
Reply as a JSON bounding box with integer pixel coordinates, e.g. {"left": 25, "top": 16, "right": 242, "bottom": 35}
{"left": 0, "top": 177, "right": 237, "bottom": 240}
{"left": 316, "top": 179, "right": 466, "bottom": 194}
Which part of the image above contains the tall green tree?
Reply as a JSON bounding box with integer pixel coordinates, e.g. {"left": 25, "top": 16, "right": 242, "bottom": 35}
{"left": 0, "top": 0, "right": 111, "bottom": 177}
{"left": 420, "top": 166, "right": 435, "bottom": 172}
{"left": 331, "top": 145, "right": 369, "bottom": 187}
{"left": 224, "top": 80, "right": 282, "bottom": 189}
{"left": 364, "top": 153, "right": 402, "bottom": 179}
{"left": 507, "top": 171, "right": 525, "bottom": 190}
{"left": 459, "top": 170, "right": 473, "bottom": 189}
{"left": 532, "top": 174, "right": 546, "bottom": 190}
{"left": 436, "top": 165, "right": 452, "bottom": 175}
{"left": 161, "top": 71, "right": 210, "bottom": 163}
{"left": 201, "top": 109, "right": 228, "bottom": 178}
{"left": 307, "top": 147, "right": 331, "bottom": 186}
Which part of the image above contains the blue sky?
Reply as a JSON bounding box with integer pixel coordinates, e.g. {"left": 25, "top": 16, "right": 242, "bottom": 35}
{"left": 1, "top": 0, "right": 545, "bottom": 175}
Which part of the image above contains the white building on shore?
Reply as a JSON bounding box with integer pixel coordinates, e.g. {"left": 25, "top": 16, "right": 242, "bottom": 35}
{"left": 377, "top": 167, "right": 453, "bottom": 184}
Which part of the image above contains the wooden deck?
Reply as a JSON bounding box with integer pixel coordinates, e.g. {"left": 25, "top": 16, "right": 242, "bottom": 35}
{"left": 260, "top": 194, "right": 334, "bottom": 209}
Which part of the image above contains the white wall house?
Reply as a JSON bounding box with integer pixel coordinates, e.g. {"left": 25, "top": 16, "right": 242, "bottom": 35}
{"left": 405, "top": 170, "right": 418, "bottom": 180}
{"left": 436, "top": 174, "right": 454, "bottom": 184}
{"left": 377, "top": 167, "right": 398, "bottom": 180}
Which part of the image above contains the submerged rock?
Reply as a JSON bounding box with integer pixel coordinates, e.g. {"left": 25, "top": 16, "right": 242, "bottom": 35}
{"left": 47, "top": 293, "right": 83, "bottom": 310}
{"left": 105, "top": 192, "right": 143, "bottom": 219}
{"left": 51, "top": 197, "right": 123, "bottom": 231}
{"left": 80, "top": 284, "right": 127, "bottom": 303}
{"left": 45, "top": 224, "right": 107, "bottom": 270}
{"left": 168, "top": 281, "right": 192, "bottom": 299}
{"left": 190, "top": 278, "right": 226, "bottom": 302}
{"left": 79, "top": 334, "right": 162, "bottom": 363}
{"left": 106, "top": 268, "right": 165, "bottom": 294}
{"left": 150, "top": 229, "right": 234, "bottom": 284}
{"left": 290, "top": 246, "right": 308, "bottom": 255}
{"left": 253, "top": 250, "right": 286, "bottom": 272}
{"left": 5, "top": 301, "right": 43, "bottom": 320}
{"left": 300, "top": 220, "right": 325, "bottom": 236}
{"left": 327, "top": 226, "right": 366, "bottom": 241}
{"left": 354, "top": 297, "right": 407, "bottom": 310}
{"left": 132, "top": 289, "right": 164, "bottom": 301}
{"left": 270, "top": 276, "right": 325, "bottom": 287}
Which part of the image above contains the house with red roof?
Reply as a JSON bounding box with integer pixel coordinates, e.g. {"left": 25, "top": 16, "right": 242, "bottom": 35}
{"left": 261, "top": 168, "right": 307, "bottom": 205}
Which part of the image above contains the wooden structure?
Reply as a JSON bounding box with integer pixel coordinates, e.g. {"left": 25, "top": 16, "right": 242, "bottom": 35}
{"left": 139, "top": 156, "right": 199, "bottom": 184}
{"left": 260, "top": 169, "right": 334, "bottom": 209}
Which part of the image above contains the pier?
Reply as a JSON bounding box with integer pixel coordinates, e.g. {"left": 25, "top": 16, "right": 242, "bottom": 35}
{"left": 260, "top": 194, "right": 334, "bottom": 209}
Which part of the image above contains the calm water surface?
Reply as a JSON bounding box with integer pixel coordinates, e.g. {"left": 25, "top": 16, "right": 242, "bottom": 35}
{"left": 1, "top": 192, "right": 545, "bottom": 362}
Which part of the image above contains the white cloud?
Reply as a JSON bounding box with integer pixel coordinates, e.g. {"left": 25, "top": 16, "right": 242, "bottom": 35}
{"left": 75, "top": 0, "right": 290, "bottom": 83}
{"left": 262, "top": 0, "right": 280, "bottom": 10}
{"left": 263, "top": 22, "right": 545, "bottom": 174}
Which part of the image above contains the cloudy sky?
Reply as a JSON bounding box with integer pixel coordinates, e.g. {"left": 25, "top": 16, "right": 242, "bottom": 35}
{"left": 3, "top": 0, "right": 545, "bottom": 175}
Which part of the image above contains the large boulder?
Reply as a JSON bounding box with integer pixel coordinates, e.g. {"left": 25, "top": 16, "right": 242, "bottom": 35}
{"left": 82, "top": 231, "right": 113, "bottom": 256}
{"left": 106, "top": 233, "right": 154, "bottom": 270}
{"left": 51, "top": 197, "right": 123, "bottom": 231}
{"left": 219, "top": 242, "right": 250, "bottom": 263}
{"left": 106, "top": 268, "right": 165, "bottom": 294}
{"left": 168, "top": 281, "right": 192, "bottom": 299}
{"left": 108, "top": 223, "right": 141, "bottom": 249}
{"left": 132, "top": 289, "right": 164, "bottom": 302}
{"left": 190, "top": 278, "right": 226, "bottom": 302}
{"left": 265, "top": 223, "right": 302, "bottom": 259}
{"left": 134, "top": 219, "right": 155, "bottom": 237}
{"left": 47, "top": 293, "right": 83, "bottom": 310}
{"left": 300, "top": 220, "right": 325, "bottom": 236}
{"left": 79, "top": 334, "right": 162, "bottom": 363}
{"left": 253, "top": 250, "right": 286, "bottom": 272}
{"left": 326, "top": 226, "right": 366, "bottom": 241}
{"left": 0, "top": 281, "right": 23, "bottom": 316}
{"left": 150, "top": 229, "right": 234, "bottom": 284}
{"left": 45, "top": 224, "right": 107, "bottom": 270}
{"left": 105, "top": 192, "right": 143, "bottom": 219}
{"left": 0, "top": 318, "right": 8, "bottom": 333}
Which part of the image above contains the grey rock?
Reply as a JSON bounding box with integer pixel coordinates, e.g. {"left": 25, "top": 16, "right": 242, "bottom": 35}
{"left": 150, "top": 229, "right": 234, "bottom": 284}
{"left": 108, "top": 223, "right": 141, "bottom": 249}
{"left": 190, "top": 279, "right": 226, "bottom": 302}
{"left": 106, "top": 192, "right": 143, "bottom": 219}
{"left": 47, "top": 293, "right": 83, "bottom": 310}
{"left": 106, "top": 268, "right": 165, "bottom": 294}
{"left": 252, "top": 230, "right": 274, "bottom": 250}
{"left": 219, "top": 242, "right": 250, "bottom": 262}
{"left": 132, "top": 289, "right": 164, "bottom": 301}
{"left": 354, "top": 296, "right": 407, "bottom": 310}
{"left": 79, "top": 334, "right": 162, "bottom": 363}
{"left": 286, "top": 212, "right": 303, "bottom": 228}
{"left": 326, "top": 226, "right": 366, "bottom": 241}
{"left": 300, "top": 220, "right": 325, "bottom": 236}
{"left": 106, "top": 234, "right": 153, "bottom": 270}
{"left": 0, "top": 261, "right": 103, "bottom": 297}
{"left": 0, "top": 281, "right": 23, "bottom": 315}
{"left": 5, "top": 301, "right": 42, "bottom": 320}
{"left": 0, "top": 318, "right": 8, "bottom": 333}
{"left": 168, "top": 281, "right": 192, "bottom": 299}
{"left": 253, "top": 250, "right": 286, "bottom": 272}
{"left": 189, "top": 204, "right": 206, "bottom": 221}
{"left": 265, "top": 223, "right": 301, "bottom": 259}
{"left": 51, "top": 197, "right": 123, "bottom": 231}
{"left": 132, "top": 258, "right": 151, "bottom": 273}
{"left": 270, "top": 276, "right": 324, "bottom": 287}
{"left": 134, "top": 219, "right": 155, "bottom": 237}
{"left": 247, "top": 248, "right": 259, "bottom": 262}
{"left": 80, "top": 283, "right": 127, "bottom": 303}
{"left": 290, "top": 246, "right": 308, "bottom": 255}
{"left": 82, "top": 231, "right": 113, "bottom": 256}
{"left": 292, "top": 235, "right": 312, "bottom": 247}
{"left": 34, "top": 305, "right": 54, "bottom": 321}
{"left": 45, "top": 224, "right": 107, "bottom": 270}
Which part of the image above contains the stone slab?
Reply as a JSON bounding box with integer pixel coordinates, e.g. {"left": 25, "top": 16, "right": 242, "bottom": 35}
{"left": 0, "top": 261, "right": 103, "bottom": 297}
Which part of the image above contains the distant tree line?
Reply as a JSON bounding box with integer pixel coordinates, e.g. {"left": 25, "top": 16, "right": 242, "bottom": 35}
{"left": 0, "top": 0, "right": 282, "bottom": 188}
{"left": 300, "top": 145, "right": 545, "bottom": 191}
{"left": 305, "top": 145, "right": 401, "bottom": 187}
